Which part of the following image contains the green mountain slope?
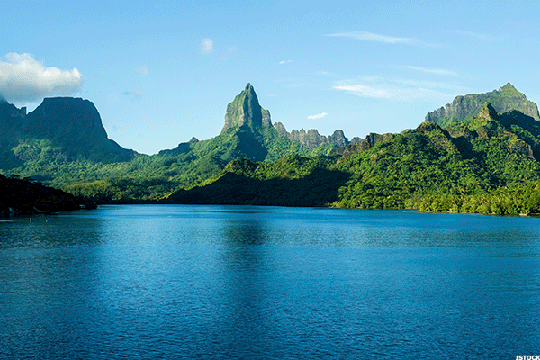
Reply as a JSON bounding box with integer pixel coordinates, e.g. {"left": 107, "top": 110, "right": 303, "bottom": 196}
{"left": 167, "top": 102, "right": 540, "bottom": 215}
{"left": 5, "top": 83, "right": 540, "bottom": 212}
{"left": 165, "top": 155, "right": 348, "bottom": 206}
{"left": 0, "top": 84, "right": 332, "bottom": 202}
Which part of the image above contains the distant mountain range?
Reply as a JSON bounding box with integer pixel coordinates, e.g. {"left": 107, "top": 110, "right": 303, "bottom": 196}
{"left": 167, "top": 100, "right": 540, "bottom": 215}
{"left": 0, "top": 84, "right": 341, "bottom": 200}
{"left": 3, "top": 83, "right": 540, "bottom": 215}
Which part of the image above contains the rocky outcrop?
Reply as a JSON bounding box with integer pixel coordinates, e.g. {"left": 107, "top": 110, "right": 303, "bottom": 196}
{"left": 426, "top": 83, "right": 540, "bottom": 126}
{"left": 335, "top": 132, "right": 394, "bottom": 157}
{"left": 220, "top": 84, "right": 348, "bottom": 150}
{"left": 274, "top": 122, "right": 349, "bottom": 149}
{"left": 221, "top": 84, "right": 272, "bottom": 133}
{"left": 477, "top": 102, "right": 498, "bottom": 123}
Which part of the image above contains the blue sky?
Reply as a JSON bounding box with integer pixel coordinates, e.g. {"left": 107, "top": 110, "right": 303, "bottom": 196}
{"left": 2, "top": 0, "right": 540, "bottom": 154}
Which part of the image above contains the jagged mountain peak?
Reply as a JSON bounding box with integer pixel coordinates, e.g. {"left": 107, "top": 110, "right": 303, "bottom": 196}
{"left": 221, "top": 83, "right": 272, "bottom": 133}
{"left": 274, "top": 122, "right": 349, "bottom": 149}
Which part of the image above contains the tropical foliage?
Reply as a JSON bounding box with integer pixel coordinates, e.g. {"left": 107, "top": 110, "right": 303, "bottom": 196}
{"left": 167, "top": 103, "right": 540, "bottom": 215}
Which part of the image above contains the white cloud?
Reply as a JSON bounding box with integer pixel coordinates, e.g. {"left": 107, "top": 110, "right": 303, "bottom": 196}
{"left": 279, "top": 60, "right": 293, "bottom": 65}
{"left": 332, "top": 76, "right": 470, "bottom": 101}
{"left": 314, "top": 70, "right": 335, "bottom": 77}
{"left": 326, "top": 31, "right": 438, "bottom": 47}
{"left": 390, "top": 78, "right": 465, "bottom": 91}
{"left": 307, "top": 112, "right": 328, "bottom": 120}
{"left": 408, "top": 66, "right": 458, "bottom": 77}
{"left": 333, "top": 84, "right": 392, "bottom": 98}
{"left": 202, "top": 38, "right": 213, "bottom": 54}
{"left": 0, "top": 52, "right": 84, "bottom": 103}
{"left": 136, "top": 66, "right": 148, "bottom": 76}
{"left": 327, "top": 31, "right": 415, "bottom": 44}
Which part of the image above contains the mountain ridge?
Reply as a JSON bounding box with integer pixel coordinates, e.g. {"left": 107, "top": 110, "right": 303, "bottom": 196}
{"left": 1, "top": 84, "right": 333, "bottom": 201}
{"left": 166, "top": 100, "right": 540, "bottom": 214}
{"left": 273, "top": 122, "right": 349, "bottom": 149}
{"left": 425, "top": 83, "right": 540, "bottom": 126}
{"left": 4, "top": 83, "right": 540, "bottom": 212}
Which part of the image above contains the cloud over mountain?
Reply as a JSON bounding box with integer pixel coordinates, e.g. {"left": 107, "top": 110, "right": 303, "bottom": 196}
{"left": 0, "top": 53, "right": 84, "bottom": 103}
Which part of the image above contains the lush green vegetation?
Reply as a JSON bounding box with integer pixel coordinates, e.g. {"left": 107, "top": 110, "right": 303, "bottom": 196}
{"left": 1, "top": 86, "right": 334, "bottom": 202}
{"left": 165, "top": 155, "right": 347, "bottom": 207}
{"left": 2, "top": 125, "right": 332, "bottom": 202}
{"left": 5, "top": 82, "right": 540, "bottom": 217}
{"left": 167, "top": 103, "right": 540, "bottom": 215}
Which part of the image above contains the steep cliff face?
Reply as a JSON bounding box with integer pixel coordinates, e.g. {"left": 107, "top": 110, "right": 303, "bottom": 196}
{"left": 0, "top": 97, "right": 137, "bottom": 168}
{"left": 221, "top": 83, "right": 272, "bottom": 133}
{"left": 27, "top": 97, "right": 109, "bottom": 139}
{"left": 159, "top": 84, "right": 329, "bottom": 176}
{"left": 274, "top": 122, "right": 349, "bottom": 149}
{"left": 426, "top": 83, "right": 540, "bottom": 126}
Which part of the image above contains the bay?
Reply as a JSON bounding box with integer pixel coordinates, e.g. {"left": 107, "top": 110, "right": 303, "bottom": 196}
{"left": 1, "top": 205, "right": 539, "bottom": 359}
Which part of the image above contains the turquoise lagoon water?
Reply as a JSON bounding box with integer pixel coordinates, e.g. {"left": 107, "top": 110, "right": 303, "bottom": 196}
{"left": 1, "top": 205, "right": 539, "bottom": 359}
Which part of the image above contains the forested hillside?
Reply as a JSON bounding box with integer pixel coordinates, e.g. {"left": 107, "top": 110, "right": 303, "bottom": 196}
{"left": 0, "top": 174, "right": 87, "bottom": 216}
{"left": 4, "top": 83, "right": 540, "bottom": 215}
{"left": 168, "top": 102, "right": 540, "bottom": 215}
{"left": 1, "top": 85, "right": 334, "bottom": 201}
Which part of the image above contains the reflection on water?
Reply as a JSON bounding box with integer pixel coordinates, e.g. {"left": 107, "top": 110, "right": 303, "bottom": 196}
{"left": 1, "top": 205, "right": 540, "bottom": 359}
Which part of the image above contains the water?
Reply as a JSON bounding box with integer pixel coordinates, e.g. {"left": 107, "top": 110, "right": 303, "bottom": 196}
{"left": 1, "top": 205, "right": 539, "bottom": 359}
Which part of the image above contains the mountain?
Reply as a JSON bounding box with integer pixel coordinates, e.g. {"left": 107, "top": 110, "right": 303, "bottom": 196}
{"left": 34, "top": 84, "right": 334, "bottom": 201}
{"left": 273, "top": 122, "right": 349, "bottom": 149}
{"left": 166, "top": 100, "right": 540, "bottom": 215}
{"left": 8, "top": 82, "right": 540, "bottom": 213}
{"left": 159, "top": 83, "right": 330, "bottom": 163}
{"left": 425, "top": 83, "right": 540, "bottom": 126}
{"left": 0, "top": 96, "right": 137, "bottom": 170}
{"left": 221, "top": 83, "right": 272, "bottom": 133}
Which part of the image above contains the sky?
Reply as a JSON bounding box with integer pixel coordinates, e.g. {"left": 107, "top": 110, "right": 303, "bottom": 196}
{"left": 2, "top": 0, "right": 540, "bottom": 154}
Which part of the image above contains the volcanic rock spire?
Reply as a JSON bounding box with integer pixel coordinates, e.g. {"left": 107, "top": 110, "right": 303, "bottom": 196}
{"left": 221, "top": 83, "right": 272, "bottom": 133}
